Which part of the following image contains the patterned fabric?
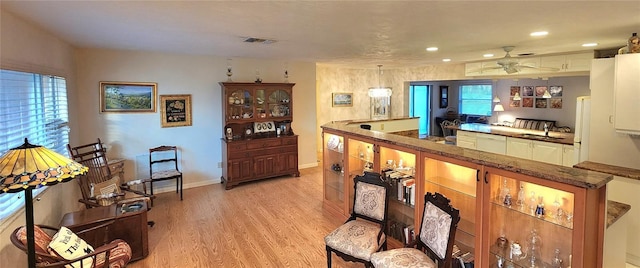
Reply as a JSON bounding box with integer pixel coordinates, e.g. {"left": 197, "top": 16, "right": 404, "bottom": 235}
{"left": 420, "top": 202, "right": 452, "bottom": 260}
{"left": 48, "top": 227, "right": 95, "bottom": 268}
{"left": 512, "top": 118, "right": 556, "bottom": 131}
{"left": 94, "top": 240, "right": 132, "bottom": 268}
{"left": 370, "top": 248, "right": 436, "bottom": 268}
{"left": 151, "top": 169, "right": 181, "bottom": 179}
{"left": 324, "top": 220, "right": 385, "bottom": 261}
{"left": 353, "top": 181, "right": 386, "bottom": 221}
{"left": 16, "top": 226, "right": 60, "bottom": 264}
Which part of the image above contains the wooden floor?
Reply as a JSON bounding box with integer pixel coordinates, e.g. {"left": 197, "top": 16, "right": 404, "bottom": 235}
{"left": 129, "top": 166, "right": 361, "bottom": 268}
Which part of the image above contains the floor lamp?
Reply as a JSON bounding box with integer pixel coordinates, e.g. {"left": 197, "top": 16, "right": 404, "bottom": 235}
{"left": 0, "top": 138, "right": 88, "bottom": 268}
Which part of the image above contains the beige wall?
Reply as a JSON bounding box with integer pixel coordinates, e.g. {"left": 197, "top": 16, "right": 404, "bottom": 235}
{"left": 0, "top": 9, "right": 83, "bottom": 268}
{"left": 74, "top": 49, "right": 318, "bottom": 190}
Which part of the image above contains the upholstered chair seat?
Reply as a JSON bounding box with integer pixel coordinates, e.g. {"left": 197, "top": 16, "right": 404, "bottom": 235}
{"left": 370, "top": 248, "right": 436, "bottom": 268}
{"left": 324, "top": 219, "right": 386, "bottom": 261}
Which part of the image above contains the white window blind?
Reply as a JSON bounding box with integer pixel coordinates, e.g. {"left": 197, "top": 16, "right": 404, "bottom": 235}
{"left": 0, "top": 69, "right": 70, "bottom": 221}
{"left": 459, "top": 84, "right": 493, "bottom": 116}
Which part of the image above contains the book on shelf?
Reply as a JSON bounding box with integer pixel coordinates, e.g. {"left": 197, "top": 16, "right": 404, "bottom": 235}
{"left": 451, "top": 244, "right": 474, "bottom": 268}
{"left": 402, "top": 225, "right": 415, "bottom": 245}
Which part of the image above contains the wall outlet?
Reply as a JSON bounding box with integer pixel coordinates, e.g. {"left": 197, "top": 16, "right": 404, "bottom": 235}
{"left": 217, "top": 162, "right": 223, "bottom": 168}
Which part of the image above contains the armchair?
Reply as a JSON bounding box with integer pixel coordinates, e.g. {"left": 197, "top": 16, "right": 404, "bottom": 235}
{"left": 11, "top": 224, "right": 131, "bottom": 268}
{"left": 370, "top": 192, "right": 460, "bottom": 268}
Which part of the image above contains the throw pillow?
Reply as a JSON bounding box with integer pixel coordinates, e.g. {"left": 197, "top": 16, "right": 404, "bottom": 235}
{"left": 48, "top": 226, "right": 94, "bottom": 268}
{"left": 93, "top": 177, "right": 122, "bottom": 206}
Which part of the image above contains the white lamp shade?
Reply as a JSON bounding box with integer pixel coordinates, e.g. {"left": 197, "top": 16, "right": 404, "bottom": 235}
{"left": 513, "top": 92, "right": 522, "bottom": 101}
{"left": 494, "top": 103, "right": 505, "bottom": 112}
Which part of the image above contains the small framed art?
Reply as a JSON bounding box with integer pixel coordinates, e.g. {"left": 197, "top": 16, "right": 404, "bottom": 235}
{"left": 332, "top": 93, "right": 353, "bottom": 107}
{"left": 160, "top": 94, "right": 192, "bottom": 128}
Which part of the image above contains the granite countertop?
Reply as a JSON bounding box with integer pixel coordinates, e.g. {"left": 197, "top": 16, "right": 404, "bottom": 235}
{"left": 455, "top": 123, "right": 574, "bottom": 145}
{"left": 607, "top": 200, "right": 631, "bottom": 228}
{"left": 574, "top": 161, "right": 640, "bottom": 181}
{"left": 322, "top": 121, "right": 613, "bottom": 189}
{"left": 340, "top": 116, "right": 419, "bottom": 124}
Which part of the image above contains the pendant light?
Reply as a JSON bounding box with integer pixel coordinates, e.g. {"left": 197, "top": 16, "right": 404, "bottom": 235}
{"left": 513, "top": 79, "right": 522, "bottom": 101}
{"left": 492, "top": 79, "right": 501, "bottom": 102}
{"left": 542, "top": 77, "right": 552, "bottom": 98}
{"left": 368, "top": 65, "right": 392, "bottom": 97}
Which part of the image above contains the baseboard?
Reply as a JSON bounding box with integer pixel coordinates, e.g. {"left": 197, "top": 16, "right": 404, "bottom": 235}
{"left": 299, "top": 162, "right": 318, "bottom": 169}
{"left": 628, "top": 253, "right": 640, "bottom": 266}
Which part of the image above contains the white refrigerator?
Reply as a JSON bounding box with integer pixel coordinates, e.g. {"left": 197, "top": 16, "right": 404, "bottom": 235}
{"left": 573, "top": 96, "right": 591, "bottom": 163}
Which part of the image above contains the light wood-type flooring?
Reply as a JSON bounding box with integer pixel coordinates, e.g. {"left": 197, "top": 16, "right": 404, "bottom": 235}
{"left": 128, "top": 166, "right": 361, "bottom": 268}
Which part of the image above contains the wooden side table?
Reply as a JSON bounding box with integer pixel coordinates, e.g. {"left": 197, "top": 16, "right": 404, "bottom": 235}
{"left": 60, "top": 202, "right": 149, "bottom": 261}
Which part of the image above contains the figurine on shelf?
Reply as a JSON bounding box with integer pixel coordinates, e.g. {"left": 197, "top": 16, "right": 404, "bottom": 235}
{"left": 510, "top": 241, "right": 525, "bottom": 261}
{"left": 535, "top": 196, "right": 545, "bottom": 218}
{"left": 553, "top": 197, "right": 564, "bottom": 223}
{"left": 551, "top": 248, "right": 564, "bottom": 268}
{"left": 529, "top": 191, "right": 537, "bottom": 214}
{"left": 503, "top": 188, "right": 512, "bottom": 207}
{"left": 516, "top": 184, "right": 526, "bottom": 210}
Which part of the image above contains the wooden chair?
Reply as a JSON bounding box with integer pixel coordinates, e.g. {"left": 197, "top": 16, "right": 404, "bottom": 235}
{"left": 440, "top": 119, "right": 461, "bottom": 145}
{"left": 148, "top": 145, "right": 183, "bottom": 202}
{"left": 370, "top": 192, "right": 461, "bottom": 268}
{"left": 11, "top": 223, "right": 131, "bottom": 268}
{"left": 325, "top": 171, "right": 390, "bottom": 268}
{"left": 67, "top": 138, "right": 154, "bottom": 209}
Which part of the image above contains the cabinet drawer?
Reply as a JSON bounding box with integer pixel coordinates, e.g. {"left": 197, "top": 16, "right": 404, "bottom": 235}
{"left": 247, "top": 139, "right": 282, "bottom": 149}
{"left": 229, "top": 150, "right": 253, "bottom": 159}
{"left": 281, "top": 136, "right": 297, "bottom": 145}
{"left": 277, "top": 145, "right": 297, "bottom": 154}
{"left": 227, "top": 143, "right": 247, "bottom": 151}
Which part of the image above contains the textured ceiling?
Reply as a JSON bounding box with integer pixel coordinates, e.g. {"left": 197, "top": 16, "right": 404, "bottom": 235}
{"left": 2, "top": 1, "right": 640, "bottom": 69}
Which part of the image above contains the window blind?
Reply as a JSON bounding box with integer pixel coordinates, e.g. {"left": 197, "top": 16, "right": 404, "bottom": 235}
{"left": 459, "top": 84, "right": 493, "bottom": 116}
{"left": 0, "top": 69, "right": 70, "bottom": 220}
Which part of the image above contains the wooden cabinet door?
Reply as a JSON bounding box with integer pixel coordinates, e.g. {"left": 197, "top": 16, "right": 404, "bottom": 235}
{"left": 229, "top": 158, "right": 252, "bottom": 181}
{"left": 277, "top": 152, "right": 298, "bottom": 173}
{"left": 254, "top": 155, "right": 276, "bottom": 178}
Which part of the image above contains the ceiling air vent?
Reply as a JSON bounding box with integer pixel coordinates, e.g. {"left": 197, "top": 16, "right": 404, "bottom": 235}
{"left": 243, "top": 37, "right": 277, "bottom": 44}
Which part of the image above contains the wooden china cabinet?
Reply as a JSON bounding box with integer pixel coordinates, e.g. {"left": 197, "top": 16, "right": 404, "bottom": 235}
{"left": 220, "top": 82, "right": 299, "bottom": 190}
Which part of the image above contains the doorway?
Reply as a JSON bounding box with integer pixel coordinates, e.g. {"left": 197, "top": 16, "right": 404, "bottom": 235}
{"left": 409, "top": 84, "right": 431, "bottom": 136}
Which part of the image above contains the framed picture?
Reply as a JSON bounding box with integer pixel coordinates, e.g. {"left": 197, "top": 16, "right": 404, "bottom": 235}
{"left": 522, "top": 98, "right": 534, "bottom": 108}
{"left": 160, "top": 94, "right": 192, "bottom": 128}
{"left": 100, "top": 81, "right": 157, "bottom": 113}
{"left": 550, "top": 98, "right": 563, "bottom": 109}
{"left": 535, "top": 98, "right": 548, "bottom": 108}
{"left": 523, "top": 86, "right": 534, "bottom": 97}
{"left": 549, "top": 86, "right": 563, "bottom": 97}
{"left": 439, "top": 86, "right": 449, "bottom": 108}
{"left": 510, "top": 86, "right": 521, "bottom": 96}
{"left": 332, "top": 92, "right": 353, "bottom": 107}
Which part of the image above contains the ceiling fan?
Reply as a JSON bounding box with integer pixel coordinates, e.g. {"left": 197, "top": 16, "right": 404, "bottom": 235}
{"left": 476, "top": 46, "right": 559, "bottom": 74}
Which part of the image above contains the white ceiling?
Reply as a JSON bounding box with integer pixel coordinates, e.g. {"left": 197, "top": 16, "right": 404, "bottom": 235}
{"left": 2, "top": 1, "right": 640, "bottom": 69}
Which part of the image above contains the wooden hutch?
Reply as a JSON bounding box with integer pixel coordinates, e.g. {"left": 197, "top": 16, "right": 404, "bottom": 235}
{"left": 220, "top": 82, "right": 299, "bottom": 189}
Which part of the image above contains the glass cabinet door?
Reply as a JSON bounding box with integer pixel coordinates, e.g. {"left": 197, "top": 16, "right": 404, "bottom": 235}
{"left": 323, "top": 132, "right": 345, "bottom": 215}
{"left": 226, "top": 89, "right": 253, "bottom": 121}
{"left": 423, "top": 157, "right": 479, "bottom": 262}
{"left": 486, "top": 171, "right": 574, "bottom": 268}
{"left": 267, "top": 89, "right": 291, "bottom": 118}
{"left": 379, "top": 146, "right": 416, "bottom": 247}
{"left": 255, "top": 89, "right": 267, "bottom": 119}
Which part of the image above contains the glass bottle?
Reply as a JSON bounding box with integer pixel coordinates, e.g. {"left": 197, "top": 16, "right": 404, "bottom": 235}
{"left": 529, "top": 191, "right": 537, "bottom": 214}
{"left": 516, "top": 184, "right": 526, "bottom": 210}
{"left": 535, "top": 196, "right": 545, "bottom": 218}
{"left": 527, "top": 229, "right": 543, "bottom": 267}
{"left": 553, "top": 197, "right": 564, "bottom": 223}
{"left": 551, "top": 248, "right": 564, "bottom": 268}
{"left": 629, "top": 32, "right": 640, "bottom": 53}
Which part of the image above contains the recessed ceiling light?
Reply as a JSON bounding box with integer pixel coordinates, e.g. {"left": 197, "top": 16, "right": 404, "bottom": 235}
{"left": 483, "top": 54, "right": 494, "bottom": 58}
{"left": 530, "top": 31, "right": 548, "bottom": 37}
{"left": 442, "top": 58, "right": 451, "bottom": 62}
{"left": 582, "top": 43, "right": 598, "bottom": 47}
{"left": 426, "top": 47, "right": 438, "bottom": 52}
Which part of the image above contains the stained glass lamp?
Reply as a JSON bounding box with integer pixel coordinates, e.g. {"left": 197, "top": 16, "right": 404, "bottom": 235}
{"left": 0, "top": 138, "right": 88, "bottom": 268}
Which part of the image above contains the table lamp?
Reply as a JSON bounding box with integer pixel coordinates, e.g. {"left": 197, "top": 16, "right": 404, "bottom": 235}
{"left": 0, "top": 138, "right": 88, "bottom": 268}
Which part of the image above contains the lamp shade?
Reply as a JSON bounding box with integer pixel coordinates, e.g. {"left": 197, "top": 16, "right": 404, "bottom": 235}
{"left": 494, "top": 103, "right": 505, "bottom": 112}
{"left": 542, "top": 89, "right": 552, "bottom": 98}
{"left": 0, "top": 138, "right": 87, "bottom": 268}
{"left": 513, "top": 92, "right": 522, "bottom": 101}
{"left": 0, "top": 139, "right": 88, "bottom": 193}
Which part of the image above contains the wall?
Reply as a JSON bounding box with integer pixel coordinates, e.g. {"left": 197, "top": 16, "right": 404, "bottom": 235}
{"left": 0, "top": 9, "right": 83, "bottom": 268}
{"left": 316, "top": 64, "right": 589, "bottom": 152}
{"left": 75, "top": 49, "right": 319, "bottom": 192}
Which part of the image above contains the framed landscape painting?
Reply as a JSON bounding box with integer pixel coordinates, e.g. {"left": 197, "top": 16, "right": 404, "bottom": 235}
{"left": 332, "top": 92, "right": 353, "bottom": 107}
{"left": 100, "top": 81, "right": 157, "bottom": 113}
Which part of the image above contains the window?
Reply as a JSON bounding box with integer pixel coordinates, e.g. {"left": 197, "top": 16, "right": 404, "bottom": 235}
{"left": 0, "top": 69, "right": 70, "bottom": 221}
{"left": 459, "top": 84, "right": 493, "bottom": 116}
{"left": 409, "top": 84, "right": 431, "bottom": 135}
